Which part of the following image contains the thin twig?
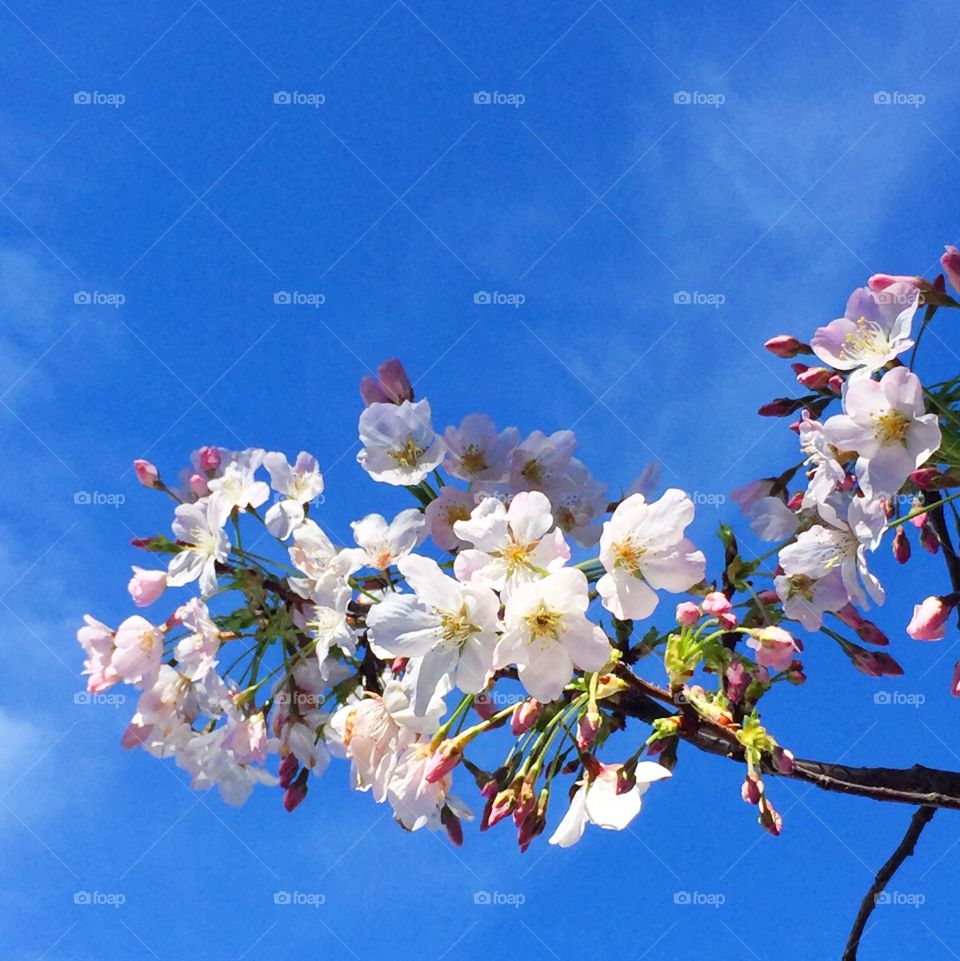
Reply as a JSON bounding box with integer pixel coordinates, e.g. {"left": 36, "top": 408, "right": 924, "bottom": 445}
{"left": 842, "top": 806, "right": 936, "bottom": 961}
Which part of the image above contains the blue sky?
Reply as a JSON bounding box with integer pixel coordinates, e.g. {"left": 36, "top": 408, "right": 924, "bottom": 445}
{"left": 3, "top": 1, "right": 960, "bottom": 958}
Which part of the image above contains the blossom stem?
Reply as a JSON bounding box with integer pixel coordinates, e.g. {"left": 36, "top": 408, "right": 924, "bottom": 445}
{"left": 886, "top": 490, "right": 960, "bottom": 528}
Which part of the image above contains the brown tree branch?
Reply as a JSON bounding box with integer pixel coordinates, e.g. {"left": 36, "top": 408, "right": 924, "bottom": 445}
{"left": 841, "top": 805, "right": 937, "bottom": 961}
{"left": 612, "top": 667, "right": 960, "bottom": 809}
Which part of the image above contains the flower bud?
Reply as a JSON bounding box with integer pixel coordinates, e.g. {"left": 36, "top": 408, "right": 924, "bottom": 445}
{"left": 511, "top": 699, "right": 540, "bottom": 736}
{"left": 758, "top": 796, "right": 783, "bottom": 836}
{"left": 127, "top": 567, "right": 167, "bottom": 607}
{"left": 941, "top": 245, "right": 960, "bottom": 294}
{"left": 283, "top": 771, "right": 309, "bottom": 812}
{"left": 827, "top": 374, "right": 844, "bottom": 395}
{"left": 893, "top": 525, "right": 911, "bottom": 564}
{"left": 577, "top": 710, "right": 601, "bottom": 749}
{"left": 278, "top": 753, "right": 299, "bottom": 789}
{"left": 675, "top": 601, "right": 700, "bottom": 626}
{"left": 441, "top": 806, "right": 463, "bottom": 847}
{"left": 197, "top": 446, "right": 221, "bottom": 472}
{"left": 359, "top": 375, "right": 391, "bottom": 406}
{"left": 512, "top": 778, "right": 537, "bottom": 827}
{"left": 794, "top": 364, "right": 833, "bottom": 390}
{"left": 473, "top": 693, "right": 498, "bottom": 721}
{"left": 725, "top": 661, "right": 748, "bottom": 703}
{"left": 188, "top": 473, "right": 209, "bottom": 497}
{"left": 910, "top": 467, "right": 959, "bottom": 490}
{"left": 952, "top": 660, "right": 960, "bottom": 698}
{"left": 424, "top": 740, "right": 463, "bottom": 783}
{"left": 907, "top": 596, "right": 954, "bottom": 641}
{"left": 133, "top": 459, "right": 161, "bottom": 489}
{"left": 377, "top": 359, "right": 414, "bottom": 404}
{"left": 920, "top": 522, "right": 940, "bottom": 554}
{"left": 764, "top": 335, "right": 810, "bottom": 358}
{"left": 774, "top": 748, "right": 795, "bottom": 775}
{"left": 868, "top": 273, "right": 926, "bottom": 292}
{"left": 758, "top": 397, "right": 805, "bottom": 417}
{"left": 741, "top": 773, "right": 762, "bottom": 805}
{"left": 850, "top": 647, "right": 903, "bottom": 678}
{"left": 120, "top": 721, "right": 152, "bottom": 750}
{"left": 481, "top": 785, "right": 518, "bottom": 830}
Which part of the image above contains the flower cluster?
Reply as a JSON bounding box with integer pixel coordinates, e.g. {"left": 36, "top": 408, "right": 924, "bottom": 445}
{"left": 78, "top": 248, "right": 960, "bottom": 847}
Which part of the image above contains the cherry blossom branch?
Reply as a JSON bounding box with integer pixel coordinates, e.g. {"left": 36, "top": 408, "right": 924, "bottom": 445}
{"left": 612, "top": 665, "right": 960, "bottom": 809}
{"left": 841, "top": 805, "right": 936, "bottom": 961}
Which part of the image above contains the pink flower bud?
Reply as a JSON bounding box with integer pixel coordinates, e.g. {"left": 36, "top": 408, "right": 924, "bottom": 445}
{"left": 868, "top": 273, "right": 925, "bottom": 292}
{"left": 283, "top": 778, "right": 308, "bottom": 812}
{"left": 795, "top": 365, "right": 833, "bottom": 390}
{"left": 188, "top": 473, "right": 209, "bottom": 497}
{"left": 511, "top": 698, "right": 540, "bottom": 736}
{"left": 377, "top": 358, "right": 414, "bottom": 403}
{"left": 441, "top": 807, "right": 463, "bottom": 847}
{"left": 424, "top": 740, "right": 463, "bottom": 783}
{"left": 481, "top": 786, "right": 518, "bottom": 830}
{"left": 941, "top": 245, "right": 960, "bottom": 294}
{"left": 774, "top": 748, "right": 795, "bottom": 775}
{"left": 278, "top": 753, "right": 299, "bottom": 788}
{"left": 893, "top": 525, "right": 911, "bottom": 564}
{"left": 786, "top": 490, "right": 803, "bottom": 511}
{"left": 952, "top": 660, "right": 960, "bottom": 697}
{"left": 759, "top": 796, "right": 783, "bottom": 836}
{"left": 577, "top": 710, "right": 600, "bottom": 749}
{"left": 359, "top": 374, "right": 391, "bottom": 406}
{"left": 911, "top": 467, "right": 946, "bottom": 490}
{"left": 758, "top": 397, "right": 803, "bottom": 417}
{"left": 907, "top": 596, "right": 954, "bottom": 641}
{"left": 741, "top": 773, "right": 762, "bottom": 804}
{"left": 850, "top": 648, "right": 903, "bottom": 678}
{"left": 702, "top": 592, "right": 732, "bottom": 616}
{"left": 120, "top": 721, "right": 152, "bottom": 750}
{"left": 127, "top": 567, "right": 167, "bottom": 607}
{"left": 133, "top": 459, "right": 161, "bottom": 489}
{"left": 725, "top": 661, "right": 748, "bottom": 703}
{"left": 675, "top": 601, "right": 700, "bottom": 626}
{"left": 827, "top": 374, "right": 844, "bottom": 395}
{"left": 920, "top": 522, "right": 940, "bottom": 554}
{"left": 391, "top": 657, "right": 408, "bottom": 674}
{"left": 197, "top": 446, "right": 221, "bottom": 471}
{"left": 764, "top": 335, "right": 811, "bottom": 358}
